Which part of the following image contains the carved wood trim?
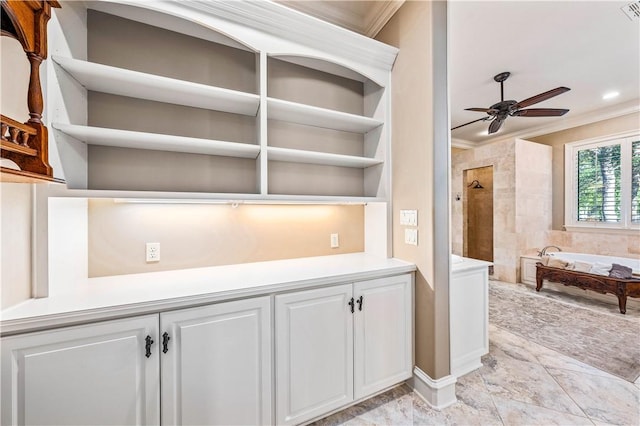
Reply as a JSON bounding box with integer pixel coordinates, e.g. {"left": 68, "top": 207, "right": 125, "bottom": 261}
{"left": 0, "top": 0, "right": 61, "bottom": 182}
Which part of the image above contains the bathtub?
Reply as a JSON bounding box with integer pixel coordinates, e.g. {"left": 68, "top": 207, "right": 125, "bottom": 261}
{"left": 547, "top": 252, "right": 640, "bottom": 275}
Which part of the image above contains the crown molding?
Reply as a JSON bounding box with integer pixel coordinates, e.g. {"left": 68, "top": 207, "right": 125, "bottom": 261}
{"left": 177, "top": 0, "right": 398, "bottom": 73}
{"left": 451, "top": 138, "right": 475, "bottom": 149}
{"left": 365, "top": 1, "right": 405, "bottom": 38}
{"left": 276, "top": 1, "right": 365, "bottom": 34}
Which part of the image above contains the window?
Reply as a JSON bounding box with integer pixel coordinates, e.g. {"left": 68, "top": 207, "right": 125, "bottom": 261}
{"left": 565, "top": 133, "right": 639, "bottom": 231}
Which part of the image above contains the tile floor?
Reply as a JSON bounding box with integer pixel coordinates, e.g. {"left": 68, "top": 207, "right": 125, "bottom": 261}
{"left": 311, "top": 281, "right": 640, "bottom": 426}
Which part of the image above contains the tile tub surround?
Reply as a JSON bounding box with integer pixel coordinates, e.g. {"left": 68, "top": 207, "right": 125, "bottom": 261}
{"left": 545, "top": 229, "right": 640, "bottom": 260}
{"left": 313, "top": 283, "right": 639, "bottom": 426}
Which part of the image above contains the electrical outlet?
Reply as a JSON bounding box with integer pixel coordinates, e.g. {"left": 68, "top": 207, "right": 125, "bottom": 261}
{"left": 146, "top": 242, "right": 160, "bottom": 262}
{"left": 330, "top": 233, "right": 339, "bottom": 248}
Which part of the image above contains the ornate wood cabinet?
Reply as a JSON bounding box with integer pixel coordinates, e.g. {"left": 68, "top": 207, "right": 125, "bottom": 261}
{"left": 1, "top": 0, "right": 62, "bottom": 183}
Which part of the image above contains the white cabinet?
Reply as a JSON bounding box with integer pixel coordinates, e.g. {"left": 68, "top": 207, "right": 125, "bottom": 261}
{"left": 160, "top": 297, "right": 271, "bottom": 426}
{"left": 1, "top": 315, "right": 160, "bottom": 425}
{"left": 1, "top": 272, "right": 413, "bottom": 426}
{"left": 275, "top": 274, "right": 412, "bottom": 425}
{"left": 275, "top": 283, "right": 354, "bottom": 425}
{"left": 1, "top": 298, "right": 271, "bottom": 426}
{"left": 450, "top": 259, "right": 490, "bottom": 377}
{"left": 354, "top": 275, "right": 412, "bottom": 399}
{"left": 520, "top": 255, "right": 540, "bottom": 285}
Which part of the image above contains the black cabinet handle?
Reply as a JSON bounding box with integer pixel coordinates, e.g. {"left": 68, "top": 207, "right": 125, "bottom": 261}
{"left": 162, "top": 332, "right": 171, "bottom": 354}
{"left": 348, "top": 297, "right": 355, "bottom": 314}
{"left": 145, "top": 335, "right": 154, "bottom": 358}
{"left": 357, "top": 295, "right": 363, "bottom": 311}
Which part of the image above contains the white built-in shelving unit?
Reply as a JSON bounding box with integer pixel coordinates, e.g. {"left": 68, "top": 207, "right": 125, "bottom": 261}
{"left": 51, "top": 56, "right": 261, "bottom": 116}
{"left": 46, "top": 0, "right": 397, "bottom": 201}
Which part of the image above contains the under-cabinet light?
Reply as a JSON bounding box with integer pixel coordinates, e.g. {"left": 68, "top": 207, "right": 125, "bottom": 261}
{"left": 112, "top": 198, "right": 366, "bottom": 206}
{"left": 602, "top": 91, "right": 620, "bottom": 100}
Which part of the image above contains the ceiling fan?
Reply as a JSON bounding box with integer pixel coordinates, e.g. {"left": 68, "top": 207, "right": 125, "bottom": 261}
{"left": 452, "top": 72, "right": 571, "bottom": 134}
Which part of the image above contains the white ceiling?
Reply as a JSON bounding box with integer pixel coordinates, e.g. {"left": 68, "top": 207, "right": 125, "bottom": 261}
{"left": 450, "top": 1, "right": 640, "bottom": 146}
{"left": 278, "top": 1, "right": 640, "bottom": 147}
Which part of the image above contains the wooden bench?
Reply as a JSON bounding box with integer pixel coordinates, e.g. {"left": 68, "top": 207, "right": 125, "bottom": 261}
{"left": 536, "top": 263, "right": 640, "bottom": 314}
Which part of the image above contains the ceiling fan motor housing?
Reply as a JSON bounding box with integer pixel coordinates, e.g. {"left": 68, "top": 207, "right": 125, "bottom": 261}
{"left": 489, "top": 100, "right": 518, "bottom": 117}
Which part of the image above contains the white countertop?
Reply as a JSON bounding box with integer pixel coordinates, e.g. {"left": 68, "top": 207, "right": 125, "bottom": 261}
{"left": 1, "top": 253, "right": 415, "bottom": 336}
{"left": 451, "top": 255, "right": 492, "bottom": 273}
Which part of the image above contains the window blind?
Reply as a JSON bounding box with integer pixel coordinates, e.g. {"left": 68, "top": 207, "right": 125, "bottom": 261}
{"left": 632, "top": 140, "right": 640, "bottom": 223}
{"left": 576, "top": 144, "right": 621, "bottom": 222}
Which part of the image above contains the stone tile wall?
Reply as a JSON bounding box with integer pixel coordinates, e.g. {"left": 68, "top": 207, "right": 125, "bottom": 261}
{"left": 545, "top": 231, "right": 640, "bottom": 259}
{"left": 452, "top": 139, "right": 552, "bottom": 283}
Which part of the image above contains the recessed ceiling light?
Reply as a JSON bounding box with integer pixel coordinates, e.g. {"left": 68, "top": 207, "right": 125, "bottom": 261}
{"left": 602, "top": 91, "right": 620, "bottom": 100}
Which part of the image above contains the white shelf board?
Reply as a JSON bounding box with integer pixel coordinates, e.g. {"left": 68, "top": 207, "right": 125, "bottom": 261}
{"left": 267, "top": 98, "right": 382, "bottom": 133}
{"left": 268, "top": 146, "right": 382, "bottom": 168}
{"left": 53, "top": 124, "right": 260, "bottom": 159}
{"left": 37, "top": 186, "right": 385, "bottom": 204}
{"left": 53, "top": 56, "right": 260, "bottom": 116}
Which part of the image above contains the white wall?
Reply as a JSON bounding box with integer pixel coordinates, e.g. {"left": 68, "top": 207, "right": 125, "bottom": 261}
{"left": 1, "top": 184, "right": 33, "bottom": 309}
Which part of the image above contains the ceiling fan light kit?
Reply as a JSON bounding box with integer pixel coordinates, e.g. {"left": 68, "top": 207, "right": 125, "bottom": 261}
{"left": 452, "top": 71, "right": 571, "bottom": 134}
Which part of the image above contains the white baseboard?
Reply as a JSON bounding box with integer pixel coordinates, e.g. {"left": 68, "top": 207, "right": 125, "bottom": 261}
{"left": 408, "top": 366, "right": 457, "bottom": 410}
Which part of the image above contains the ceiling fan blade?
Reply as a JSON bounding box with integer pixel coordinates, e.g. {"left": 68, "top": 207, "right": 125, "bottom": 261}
{"left": 465, "top": 107, "right": 493, "bottom": 113}
{"left": 514, "top": 87, "right": 570, "bottom": 109}
{"left": 512, "top": 108, "right": 569, "bottom": 117}
{"left": 451, "top": 116, "right": 490, "bottom": 131}
{"left": 488, "top": 118, "right": 504, "bottom": 134}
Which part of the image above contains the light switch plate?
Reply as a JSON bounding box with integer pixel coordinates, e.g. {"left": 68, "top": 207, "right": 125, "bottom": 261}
{"left": 400, "top": 209, "right": 418, "bottom": 226}
{"left": 404, "top": 229, "right": 418, "bottom": 246}
{"left": 330, "top": 233, "right": 339, "bottom": 248}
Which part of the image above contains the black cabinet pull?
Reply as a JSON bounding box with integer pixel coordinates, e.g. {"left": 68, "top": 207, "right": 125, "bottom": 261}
{"left": 348, "top": 297, "right": 355, "bottom": 313}
{"left": 162, "top": 332, "right": 171, "bottom": 354}
{"left": 145, "top": 335, "right": 154, "bottom": 358}
{"left": 357, "top": 295, "right": 363, "bottom": 311}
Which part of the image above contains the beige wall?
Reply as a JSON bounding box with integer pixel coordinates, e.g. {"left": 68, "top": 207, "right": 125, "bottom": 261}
{"left": 528, "top": 113, "right": 640, "bottom": 262}
{"left": 0, "top": 184, "right": 33, "bottom": 309}
{"left": 377, "top": 0, "right": 449, "bottom": 378}
{"left": 89, "top": 201, "right": 364, "bottom": 277}
{"left": 530, "top": 112, "right": 640, "bottom": 229}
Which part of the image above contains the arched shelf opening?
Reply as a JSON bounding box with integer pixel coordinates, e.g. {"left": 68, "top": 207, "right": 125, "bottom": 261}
{"left": 269, "top": 54, "right": 384, "bottom": 88}
{"left": 85, "top": 0, "right": 259, "bottom": 54}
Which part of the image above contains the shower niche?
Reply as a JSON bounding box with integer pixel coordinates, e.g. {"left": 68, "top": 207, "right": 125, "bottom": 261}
{"left": 463, "top": 166, "right": 494, "bottom": 263}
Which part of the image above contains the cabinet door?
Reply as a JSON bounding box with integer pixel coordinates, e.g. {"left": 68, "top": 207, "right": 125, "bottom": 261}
{"left": 1, "top": 315, "right": 159, "bottom": 425}
{"left": 275, "top": 284, "right": 353, "bottom": 425}
{"left": 353, "top": 274, "right": 413, "bottom": 399}
{"left": 160, "top": 297, "right": 271, "bottom": 426}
